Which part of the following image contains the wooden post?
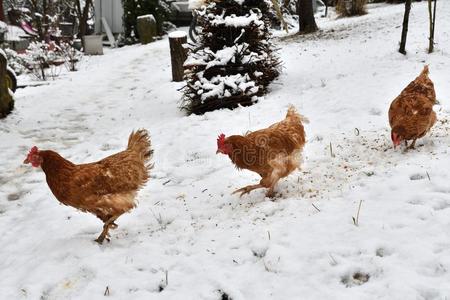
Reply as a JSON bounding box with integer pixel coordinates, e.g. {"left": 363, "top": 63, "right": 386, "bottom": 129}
{"left": 0, "top": 50, "right": 14, "bottom": 118}
{"left": 169, "top": 31, "right": 188, "bottom": 82}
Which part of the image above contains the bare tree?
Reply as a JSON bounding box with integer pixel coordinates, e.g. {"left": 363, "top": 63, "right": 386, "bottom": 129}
{"left": 428, "top": 0, "right": 437, "bottom": 53}
{"left": 74, "top": 0, "right": 93, "bottom": 39}
{"left": 399, "top": 0, "right": 412, "bottom": 55}
{"left": 0, "top": 0, "right": 5, "bottom": 22}
{"left": 297, "top": 0, "right": 318, "bottom": 33}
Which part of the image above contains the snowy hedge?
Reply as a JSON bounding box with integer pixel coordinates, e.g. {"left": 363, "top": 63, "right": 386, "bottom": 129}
{"left": 182, "top": 0, "right": 281, "bottom": 115}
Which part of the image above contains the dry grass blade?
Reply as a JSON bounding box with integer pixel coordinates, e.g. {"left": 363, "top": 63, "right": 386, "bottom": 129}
{"left": 330, "top": 142, "right": 335, "bottom": 158}
{"left": 312, "top": 203, "right": 321, "bottom": 212}
{"left": 352, "top": 200, "right": 363, "bottom": 226}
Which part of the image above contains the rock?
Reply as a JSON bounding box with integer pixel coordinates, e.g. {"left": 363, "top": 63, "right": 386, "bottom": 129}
{"left": 137, "top": 14, "right": 157, "bottom": 45}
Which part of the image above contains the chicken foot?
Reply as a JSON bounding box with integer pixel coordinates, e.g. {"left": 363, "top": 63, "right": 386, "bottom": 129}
{"left": 406, "top": 139, "right": 417, "bottom": 150}
{"left": 96, "top": 215, "right": 119, "bottom": 244}
{"left": 232, "top": 184, "right": 265, "bottom": 197}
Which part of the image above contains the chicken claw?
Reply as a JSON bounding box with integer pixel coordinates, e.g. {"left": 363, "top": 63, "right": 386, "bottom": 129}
{"left": 95, "top": 236, "right": 106, "bottom": 244}
{"left": 232, "top": 184, "right": 264, "bottom": 197}
{"left": 95, "top": 232, "right": 111, "bottom": 244}
{"left": 232, "top": 187, "right": 252, "bottom": 197}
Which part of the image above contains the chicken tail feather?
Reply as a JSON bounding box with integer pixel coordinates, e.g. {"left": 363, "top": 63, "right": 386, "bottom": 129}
{"left": 286, "top": 105, "right": 309, "bottom": 124}
{"left": 128, "top": 129, "right": 154, "bottom": 169}
{"left": 420, "top": 65, "right": 430, "bottom": 77}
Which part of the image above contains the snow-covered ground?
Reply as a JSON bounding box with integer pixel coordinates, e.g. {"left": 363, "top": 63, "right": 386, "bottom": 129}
{"left": 1, "top": 2, "right": 450, "bottom": 299}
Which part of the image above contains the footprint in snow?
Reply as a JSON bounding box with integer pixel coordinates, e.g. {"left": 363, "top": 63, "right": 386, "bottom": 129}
{"left": 39, "top": 268, "right": 96, "bottom": 300}
{"left": 341, "top": 271, "right": 370, "bottom": 287}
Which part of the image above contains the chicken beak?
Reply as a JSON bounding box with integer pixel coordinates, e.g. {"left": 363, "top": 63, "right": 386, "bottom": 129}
{"left": 216, "top": 150, "right": 220, "bottom": 154}
{"left": 23, "top": 158, "right": 30, "bottom": 164}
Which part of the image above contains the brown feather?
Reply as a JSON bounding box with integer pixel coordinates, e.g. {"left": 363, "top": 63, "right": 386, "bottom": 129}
{"left": 223, "top": 106, "right": 307, "bottom": 196}
{"left": 39, "top": 129, "right": 152, "bottom": 224}
{"left": 389, "top": 66, "right": 437, "bottom": 143}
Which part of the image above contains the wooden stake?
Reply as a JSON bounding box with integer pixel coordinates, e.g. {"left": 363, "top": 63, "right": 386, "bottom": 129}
{"left": 169, "top": 31, "right": 188, "bottom": 82}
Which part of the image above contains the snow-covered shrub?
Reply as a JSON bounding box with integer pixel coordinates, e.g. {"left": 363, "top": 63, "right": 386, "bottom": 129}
{"left": 4, "top": 49, "right": 28, "bottom": 76}
{"left": 24, "top": 41, "right": 64, "bottom": 81}
{"left": 59, "top": 42, "right": 83, "bottom": 72}
{"left": 182, "top": 0, "right": 281, "bottom": 115}
{"left": 336, "top": 0, "right": 367, "bottom": 17}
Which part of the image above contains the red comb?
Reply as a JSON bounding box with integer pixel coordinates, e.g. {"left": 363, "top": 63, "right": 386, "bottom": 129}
{"left": 29, "top": 146, "right": 38, "bottom": 154}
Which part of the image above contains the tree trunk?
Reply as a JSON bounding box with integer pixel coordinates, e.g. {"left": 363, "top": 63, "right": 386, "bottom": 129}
{"left": 0, "top": 0, "right": 5, "bottom": 22}
{"left": 42, "top": 0, "right": 48, "bottom": 41}
{"left": 428, "top": 0, "right": 437, "bottom": 53}
{"left": 298, "top": 0, "right": 318, "bottom": 34}
{"left": 0, "top": 53, "right": 14, "bottom": 118}
{"left": 76, "top": 0, "right": 93, "bottom": 40}
{"left": 169, "top": 32, "right": 188, "bottom": 82}
{"left": 399, "top": 0, "right": 412, "bottom": 55}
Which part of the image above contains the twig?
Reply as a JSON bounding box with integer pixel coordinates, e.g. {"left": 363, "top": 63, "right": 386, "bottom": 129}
{"left": 352, "top": 200, "right": 363, "bottom": 226}
{"left": 330, "top": 142, "right": 335, "bottom": 158}
{"left": 162, "top": 179, "right": 171, "bottom": 185}
{"left": 312, "top": 203, "right": 321, "bottom": 212}
{"left": 104, "top": 286, "right": 110, "bottom": 296}
{"left": 267, "top": 231, "right": 271, "bottom": 240}
{"left": 150, "top": 209, "right": 166, "bottom": 230}
{"left": 165, "top": 270, "right": 169, "bottom": 287}
{"left": 426, "top": 171, "right": 431, "bottom": 181}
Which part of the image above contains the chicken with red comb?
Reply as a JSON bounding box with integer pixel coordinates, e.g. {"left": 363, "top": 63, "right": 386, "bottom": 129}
{"left": 216, "top": 106, "right": 308, "bottom": 198}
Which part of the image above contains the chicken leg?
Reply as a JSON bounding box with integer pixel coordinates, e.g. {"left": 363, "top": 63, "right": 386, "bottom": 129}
{"left": 406, "top": 138, "right": 417, "bottom": 150}
{"left": 96, "top": 215, "right": 119, "bottom": 244}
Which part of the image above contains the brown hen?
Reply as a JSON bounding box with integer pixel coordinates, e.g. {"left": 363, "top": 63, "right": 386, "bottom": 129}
{"left": 389, "top": 65, "right": 437, "bottom": 150}
{"left": 24, "top": 129, "right": 153, "bottom": 243}
{"left": 217, "top": 106, "right": 307, "bottom": 198}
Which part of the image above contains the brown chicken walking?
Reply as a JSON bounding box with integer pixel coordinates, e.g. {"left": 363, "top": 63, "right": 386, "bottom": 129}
{"left": 389, "top": 65, "right": 437, "bottom": 150}
{"left": 216, "top": 106, "right": 307, "bottom": 198}
{"left": 24, "top": 129, "right": 153, "bottom": 244}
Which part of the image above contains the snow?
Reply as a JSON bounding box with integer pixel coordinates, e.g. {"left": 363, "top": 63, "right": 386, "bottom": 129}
{"left": 6, "top": 66, "right": 16, "bottom": 78}
{"left": 0, "top": 21, "right": 7, "bottom": 33}
{"left": 1, "top": 2, "right": 450, "bottom": 299}
{"left": 188, "top": 0, "right": 206, "bottom": 10}
{"left": 137, "top": 14, "right": 156, "bottom": 23}
{"left": 210, "top": 11, "right": 265, "bottom": 28}
{"left": 4, "top": 25, "right": 28, "bottom": 42}
{"left": 168, "top": 31, "right": 187, "bottom": 39}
